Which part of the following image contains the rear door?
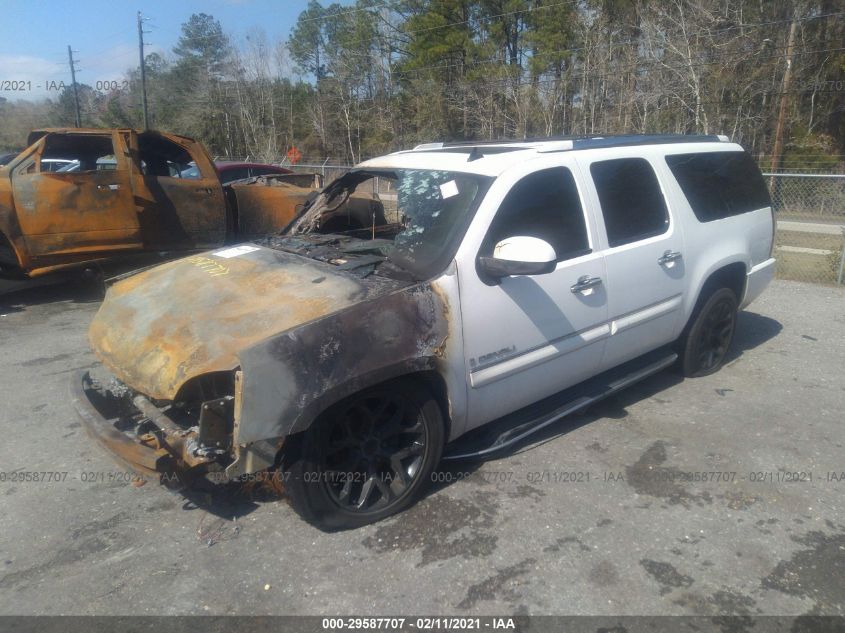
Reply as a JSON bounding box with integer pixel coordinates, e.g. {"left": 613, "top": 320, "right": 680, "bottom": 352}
{"left": 10, "top": 131, "right": 141, "bottom": 260}
{"left": 576, "top": 153, "right": 687, "bottom": 370}
{"left": 132, "top": 132, "right": 226, "bottom": 249}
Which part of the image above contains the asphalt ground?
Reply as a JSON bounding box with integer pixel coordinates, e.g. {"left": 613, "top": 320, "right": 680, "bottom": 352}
{"left": 0, "top": 277, "right": 843, "bottom": 618}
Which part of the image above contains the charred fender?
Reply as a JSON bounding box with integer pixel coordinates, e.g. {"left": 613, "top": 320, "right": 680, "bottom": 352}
{"left": 230, "top": 283, "right": 451, "bottom": 476}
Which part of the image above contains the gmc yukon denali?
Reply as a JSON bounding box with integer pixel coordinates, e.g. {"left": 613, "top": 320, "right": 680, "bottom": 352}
{"left": 72, "top": 134, "right": 776, "bottom": 530}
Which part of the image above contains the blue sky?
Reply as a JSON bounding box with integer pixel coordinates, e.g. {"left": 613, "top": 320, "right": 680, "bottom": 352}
{"left": 0, "top": 0, "right": 346, "bottom": 101}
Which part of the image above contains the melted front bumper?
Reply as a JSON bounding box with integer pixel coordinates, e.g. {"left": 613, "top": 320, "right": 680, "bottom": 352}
{"left": 69, "top": 370, "right": 227, "bottom": 482}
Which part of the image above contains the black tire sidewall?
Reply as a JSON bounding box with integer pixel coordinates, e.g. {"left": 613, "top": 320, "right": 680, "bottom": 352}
{"left": 284, "top": 380, "right": 444, "bottom": 531}
{"left": 681, "top": 288, "right": 738, "bottom": 377}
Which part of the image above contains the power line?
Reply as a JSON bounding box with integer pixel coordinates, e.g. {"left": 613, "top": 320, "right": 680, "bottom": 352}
{"left": 296, "top": 9, "right": 845, "bottom": 87}
{"left": 133, "top": 30, "right": 842, "bottom": 105}
{"left": 136, "top": 6, "right": 844, "bottom": 82}
{"left": 395, "top": 0, "right": 581, "bottom": 39}
{"left": 307, "top": 6, "right": 845, "bottom": 61}
{"left": 380, "top": 44, "right": 845, "bottom": 92}
{"left": 296, "top": 2, "right": 392, "bottom": 23}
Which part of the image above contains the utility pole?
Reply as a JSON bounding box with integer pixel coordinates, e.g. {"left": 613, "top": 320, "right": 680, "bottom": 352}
{"left": 770, "top": 13, "right": 798, "bottom": 178}
{"left": 137, "top": 10, "right": 149, "bottom": 130}
{"left": 67, "top": 45, "right": 81, "bottom": 128}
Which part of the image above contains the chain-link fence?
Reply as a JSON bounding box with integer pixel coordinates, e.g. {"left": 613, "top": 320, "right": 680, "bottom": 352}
{"left": 214, "top": 156, "right": 353, "bottom": 183}
{"left": 767, "top": 173, "right": 845, "bottom": 285}
{"left": 285, "top": 162, "right": 352, "bottom": 184}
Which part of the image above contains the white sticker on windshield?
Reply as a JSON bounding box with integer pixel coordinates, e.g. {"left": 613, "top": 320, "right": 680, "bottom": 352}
{"left": 439, "top": 180, "right": 459, "bottom": 199}
{"left": 212, "top": 245, "right": 261, "bottom": 259}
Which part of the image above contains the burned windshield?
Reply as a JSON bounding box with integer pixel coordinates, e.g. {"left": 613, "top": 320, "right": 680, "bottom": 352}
{"left": 279, "top": 168, "right": 491, "bottom": 280}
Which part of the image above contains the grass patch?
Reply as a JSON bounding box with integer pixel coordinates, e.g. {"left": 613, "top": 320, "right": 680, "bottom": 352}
{"left": 776, "top": 230, "right": 844, "bottom": 252}
{"left": 775, "top": 249, "right": 842, "bottom": 284}
{"left": 774, "top": 228, "right": 843, "bottom": 283}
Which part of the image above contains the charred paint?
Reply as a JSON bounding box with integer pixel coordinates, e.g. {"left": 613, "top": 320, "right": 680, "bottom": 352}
{"left": 88, "top": 245, "right": 411, "bottom": 401}
{"left": 228, "top": 181, "right": 313, "bottom": 237}
{"left": 77, "top": 166, "right": 464, "bottom": 481}
{"left": 0, "top": 128, "right": 320, "bottom": 277}
{"left": 235, "top": 280, "right": 450, "bottom": 445}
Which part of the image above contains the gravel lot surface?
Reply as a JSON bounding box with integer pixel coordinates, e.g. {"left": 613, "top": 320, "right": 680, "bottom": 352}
{"left": 0, "top": 278, "right": 842, "bottom": 617}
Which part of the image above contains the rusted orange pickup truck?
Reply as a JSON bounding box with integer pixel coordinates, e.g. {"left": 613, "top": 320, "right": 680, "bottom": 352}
{"left": 0, "top": 128, "right": 322, "bottom": 278}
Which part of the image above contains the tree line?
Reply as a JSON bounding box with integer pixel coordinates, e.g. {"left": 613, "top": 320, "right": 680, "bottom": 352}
{"left": 1, "top": 0, "right": 843, "bottom": 171}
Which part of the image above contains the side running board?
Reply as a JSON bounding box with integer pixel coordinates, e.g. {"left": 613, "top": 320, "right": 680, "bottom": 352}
{"left": 442, "top": 349, "right": 678, "bottom": 461}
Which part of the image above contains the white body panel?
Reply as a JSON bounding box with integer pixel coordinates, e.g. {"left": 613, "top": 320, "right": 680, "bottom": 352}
{"left": 452, "top": 154, "right": 608, "bottom": 430}
{"left": 574, "top": 150, "right": 688, "bottom": 370}
{"left": 366, "top": 139, "right": 776, "bottom": 439}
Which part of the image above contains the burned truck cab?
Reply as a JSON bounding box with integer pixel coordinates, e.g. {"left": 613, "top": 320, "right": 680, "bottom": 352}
{"left": 0, "top": 128, "right": 321, "bottom": 279}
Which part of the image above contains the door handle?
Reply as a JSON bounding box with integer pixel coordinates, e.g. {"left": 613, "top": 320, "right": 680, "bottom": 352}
{"left": 658, "top": 250, "right": 683, "bottom": 265}
{"left": 196, "top": 187, "right": 214, "bottom": 194}
{"left": 97, "top": 184, "right": 120, "bottom": 191}
{"left": 570, "top": 275, "right": 602, "bottom": 294}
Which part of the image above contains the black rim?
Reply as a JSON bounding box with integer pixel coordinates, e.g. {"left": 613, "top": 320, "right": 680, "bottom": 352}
{"left": 695, "top": 297, "right": 735, "bottom": 372}
{"left": 319, "top": 392, "right": 426, "bottom": 513}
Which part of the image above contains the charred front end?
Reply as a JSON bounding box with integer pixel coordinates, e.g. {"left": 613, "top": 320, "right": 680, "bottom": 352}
{"left": 72, "top": 369, "right": 241, "bottom": 482}
{"left": 71, "top": 241, "right": 452, "bottom": 485}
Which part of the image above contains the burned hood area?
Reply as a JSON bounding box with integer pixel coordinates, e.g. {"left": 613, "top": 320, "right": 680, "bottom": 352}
{"left": 88, "top": 241, "right": 413, "bottom": 403}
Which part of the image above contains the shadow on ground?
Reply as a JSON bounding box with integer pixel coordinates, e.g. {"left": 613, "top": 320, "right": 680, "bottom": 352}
{"left": 0, "top": 275, "right": 105, "bottom": 314}
{"left": 71, "top": 310, "right": 786, "bottom": 531}
{"left": 726, "top": 310, "right": 783, "bottom": 363}
{"left": 433, "top": 309, "right": 783, "bottom": 479}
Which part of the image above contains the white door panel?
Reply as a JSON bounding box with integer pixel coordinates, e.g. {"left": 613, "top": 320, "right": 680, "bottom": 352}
{"left": 459, "top": 253, "right": 608, "bottom": 427}
{"left": 577, "top": 155, "right": 687, "bottom": 371}
{"left": 603, "top": 234, "right": 686, "bottom": 368}
{"left": 453, "top": 160, "right": 611, "bottom": 430}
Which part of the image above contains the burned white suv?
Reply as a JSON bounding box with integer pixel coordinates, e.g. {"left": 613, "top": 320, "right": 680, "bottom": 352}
{"left": 74, "top": 134, "right": 776, "bottom": 530}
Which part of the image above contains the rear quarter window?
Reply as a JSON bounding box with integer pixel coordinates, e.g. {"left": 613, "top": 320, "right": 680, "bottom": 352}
{"left": 666, "top": 151, "right": 771, "bottom": 222}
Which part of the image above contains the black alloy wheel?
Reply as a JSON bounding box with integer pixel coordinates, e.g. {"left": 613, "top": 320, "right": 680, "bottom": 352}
{"left": 679, "top": 288, "right": 738, "bottom": 377}
{"left": 321, "top": 391, "right": 426, "bottom": 512}
{"left": 284, "top": 380, "right": 444, "bottom": 530}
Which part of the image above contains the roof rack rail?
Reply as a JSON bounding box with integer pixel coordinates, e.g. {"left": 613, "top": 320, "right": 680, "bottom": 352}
{"left": 412, "top": 134, "right": 728, "bottom": 153}
{"left": 402, "top": 134, "right": 732, "bottom": 161}
{"left": 412, "top": 142, "right": 444, "bottom": 150}
{"left": 569, "top": 134, "right": 725, "bottom": 150}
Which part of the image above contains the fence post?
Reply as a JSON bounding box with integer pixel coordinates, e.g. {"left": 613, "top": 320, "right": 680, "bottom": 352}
{"left": 838, "top": 228, "right": 845, "bottom": 285}
{"left": 762, "top": 173, "right": 845, "bottom": 284}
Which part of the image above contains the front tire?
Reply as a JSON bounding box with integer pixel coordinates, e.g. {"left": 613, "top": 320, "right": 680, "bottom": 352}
{"left": 678, "top": 288, "right": 738, "bottom": 377}
{"left": 283, "top": 380, "right": 444, "bottom": 531}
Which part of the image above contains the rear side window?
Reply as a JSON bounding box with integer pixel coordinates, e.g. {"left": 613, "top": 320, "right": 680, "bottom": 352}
{"left": 485, "top": 167, "right": 590, "bottom": 261}
{"left": 41, "top": 134, "right": 115, "bottom": 173}
{"left": 590, "top": 158, "right": 669, "bottom": 247}
{"left": 666, "top": 151, "right": 771, "bottom": 222}
{"left": 138, "top": 133, "right": 199, "bottom": 179}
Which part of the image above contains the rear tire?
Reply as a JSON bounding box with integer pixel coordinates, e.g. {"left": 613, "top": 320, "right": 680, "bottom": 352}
{"left": 283, "top": 380, "right": 444, "bottom": 531}
{"left": 677, "top": 288, "right": 738, "bottom": 377}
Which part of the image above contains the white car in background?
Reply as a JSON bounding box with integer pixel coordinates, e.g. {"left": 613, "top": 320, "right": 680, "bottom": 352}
{"left": 40, "top": 158, "right": 79, "bottom": 171}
